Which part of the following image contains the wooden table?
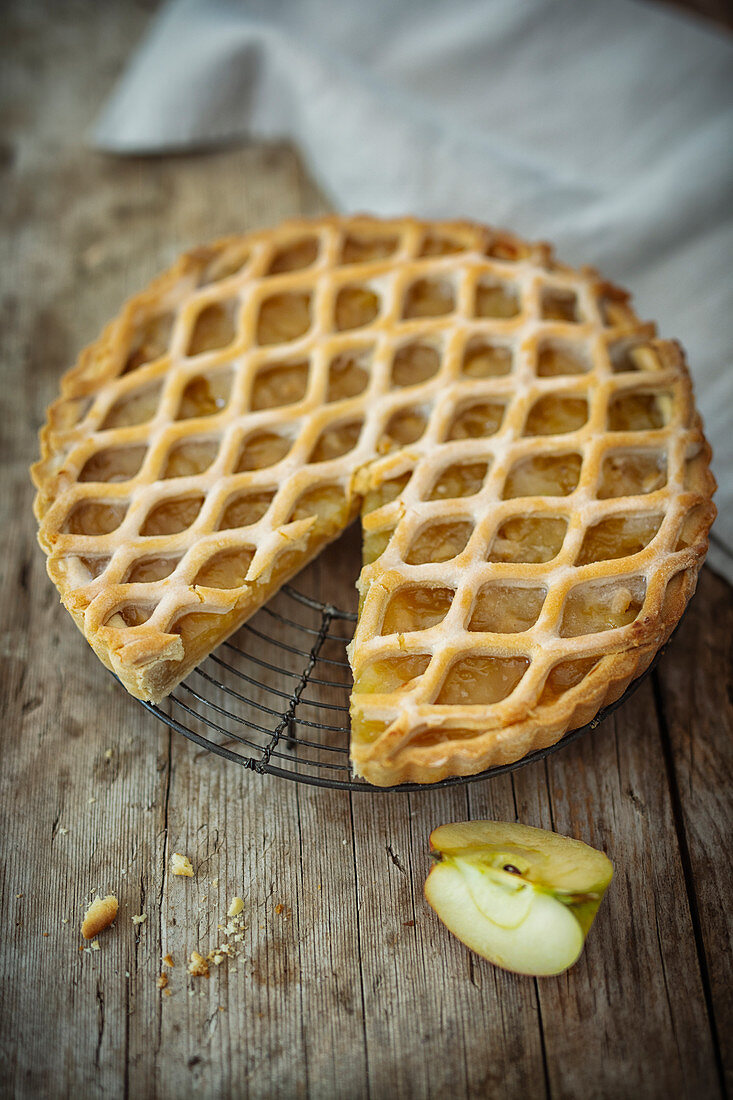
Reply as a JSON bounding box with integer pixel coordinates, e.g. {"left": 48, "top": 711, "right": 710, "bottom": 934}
{"left": 1, "top": 3, "right": 731, "bottom": 1097}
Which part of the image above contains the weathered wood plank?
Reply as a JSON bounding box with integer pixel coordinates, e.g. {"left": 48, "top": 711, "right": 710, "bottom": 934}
{"left": 512, "top": 677, "right": 720, "bottom": 1100}
{"left": 1, "top": 2, "right": 731, "bottom": 1099}
{"left": 654, "top": 566, "right": 733, "bottom": 1096}
{"left": 406, "top": 782, "right": 550, "bottom": 1100}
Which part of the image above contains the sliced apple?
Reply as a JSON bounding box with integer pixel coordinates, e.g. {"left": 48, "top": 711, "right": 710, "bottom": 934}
{"left": 425, "top": 820, "right": 613, "bottom": 977}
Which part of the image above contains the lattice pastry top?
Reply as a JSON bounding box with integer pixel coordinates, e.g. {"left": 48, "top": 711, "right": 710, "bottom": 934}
{"left": 32, "top": 216, "right": 715, "bottom": 785}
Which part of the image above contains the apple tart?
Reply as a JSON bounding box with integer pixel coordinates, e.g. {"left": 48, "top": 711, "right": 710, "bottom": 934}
{"left": 32, "top": 216, "right": 715, "bottom": 785}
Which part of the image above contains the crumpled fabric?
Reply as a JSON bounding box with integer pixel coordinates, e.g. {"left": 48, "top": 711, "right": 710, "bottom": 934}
{"left": 93, "top": 0, "right": 733, "bottom": 579}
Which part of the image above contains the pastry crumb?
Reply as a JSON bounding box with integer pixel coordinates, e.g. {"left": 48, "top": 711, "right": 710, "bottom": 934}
{"left": 81, "top": 894, "right": 118, "bottom": 940}
{"left": 163, "top": 953, "right": 175, "bottom": 967}
{"left": 211, "top": 878, "right": 219, "bottom": 888}
{"left": 208, "top": 943, "right": 235, "bottom": 964}
{"left": 227, "top": 896, "right": 244, "bottom": 918}
{"left": 88, "top": 796, "right": 97, "bottom": 804}
{"left": 274, "top": 903, "right": 284, "bottom": 916}
{"left": 59, "top": 828, "right": 69, "bottom": 836}
{"left": 171, "top": 853, "right": 194, "bottom": 878}
{"left": 131, "top": 914, "right": 147, "bottom": 926}
{"left": 157, "top": 973, "right": 169, "bottom": 990}
{"left": 89, "top": 939, "right": 101, "bottom": 952}
{"left": 187, "top": 951, "right": 209, "bottom": 978}
{"left": 163, "top": 988, "right": 172, "bottom": 997}
{"left": 104, "top": 748, "right": 113, "bottom": 759}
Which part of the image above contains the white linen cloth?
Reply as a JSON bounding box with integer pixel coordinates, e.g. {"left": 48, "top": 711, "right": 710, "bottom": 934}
{"left": 93, "top": 0, "right": 733, "bottom": 580}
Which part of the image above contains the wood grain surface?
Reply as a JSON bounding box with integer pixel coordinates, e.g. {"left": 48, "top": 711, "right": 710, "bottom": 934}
{"left": 1, "top": 3, "right": 731, "bottom": 1098}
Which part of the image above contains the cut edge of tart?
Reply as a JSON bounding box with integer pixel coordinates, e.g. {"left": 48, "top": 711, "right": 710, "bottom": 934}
{"left": 31, "top": 215, "right": 716, "bottom": 785}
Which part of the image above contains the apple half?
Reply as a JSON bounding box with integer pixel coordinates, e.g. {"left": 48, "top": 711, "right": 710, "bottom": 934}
{"left": 425, "top": 821, "right": 613, "bottom": 977}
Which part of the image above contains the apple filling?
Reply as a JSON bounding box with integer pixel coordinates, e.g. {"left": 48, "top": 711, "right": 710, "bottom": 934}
{"left": 524, "top": 394, "right": 588, "bottom": 436}
{"left": 256, "top": 292, "right": 312, "bottom": 345}
{"left": 124, "top": 556, "right": 179, "bottom": 584}
{"left": 101, "top": 381, "right": 163, "bottom": 429}
{"left": 468, "top": 584, "right": 545, "bottom": 633}
{"left": 63, "top": 500, "right": 127, "bottom": 536}
{"left": 327, "top": 351, "right": 370, "bottom": 401}
{"left": 447, "top": 400, "right": 505, "bottom": 440}
{"left": 419, "top": 234, "right": 466, "bottom": 257}
{"left": 363, "top": 473, "right": 412, "bottom": 515}
{"left": 381, "top": 585, "right": 454, "bottom": 635}
{"left": 140, "top": 495, "right": 205, "bottom": 536}
{"left": 391, "top": 342, "right": 441, "bottom": 387}
{"left": 361, "top": 524, "right": 397, "bottom": 567}
{"left": 576, "top": 515, "right": 662, "bottom": 564}
{"left": 251, "top": 361, "right": 309, "bottom": 410}
{"left": 560, "top": 576, "right": 646, "bottom": 637}
{"left": 475, "top": 279, "right": 519, "bottom": 318}
{"left": 405, "top": 520, "right": 474, "bottom": 565}
{"left": 354, "top": 654, "right": 431, "bottom": 695}
{"left": 162, "top": 439, "right": 219, "bottom": 479}
{"left": 435, "top": 656, "right": 529, "bottom": 706}
{"left": 381, "top": 408, "right": 428, "bottom": 447}
{"left": 461, "top": 337, "right": 512, "bottom": 378}
{"left": 236, "top": 431, "right": 291, "bottom": 471}
{"left": 188, "top": 300, "right": 237, "bottom": 355}
{"left": 403, "top": 277, "right": 455, "bottom": 319}
{"left": 218, "top": 490, "right": 275, "bottom": 530}
{"left": 503, "top": 454, "right": 582, "bottom": 498}
{"left": 335, "top": 286, "right": 380, "bottom": 331}
{"left": 427, "top": 461, "right": 489, "bottom": 501}
{"left": 536, "top": 341, "right": 588, "bottom": 377}
{"left": 487, "top": 516, "right": 568, "bottom": 563}
{"left": 539, "top": 657, "right": 601, "bottom": 704}
{"left": 310, "top": 420, "right": 363, "bottom": 462}
{"left": 122, "top": 312, "right": 174, "bottom": 375}
{"left": 79, "top": 445, "right": 147, "bottom": 484}
{"left": 598, "top": 450, "right": 667, "bottom": 498}
{"left": 541, "top": 288, "right": 580, "bottom": 322}
{"left": 608, "top": 390, "right": 670, "bottom": 431}
{"left": 340, "top": 233, "right": 398, "bottom": 264}
{"left": 177, "top": 370, "right": 233, "bottom": 419}
{"left": 267, "top": 237, "right": 319, "bottom": 274}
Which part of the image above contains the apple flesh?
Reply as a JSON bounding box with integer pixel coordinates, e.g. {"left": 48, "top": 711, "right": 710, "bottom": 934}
{"left": 425, "top": 821, "right": 613, "bottom": 977}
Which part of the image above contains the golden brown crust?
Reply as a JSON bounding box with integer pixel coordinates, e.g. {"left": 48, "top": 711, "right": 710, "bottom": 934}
{"left": 32, "top": 215, "right": 715, "bottom": 786}
{"left": 81, "top": 894, "right": 118, "bottom": 940}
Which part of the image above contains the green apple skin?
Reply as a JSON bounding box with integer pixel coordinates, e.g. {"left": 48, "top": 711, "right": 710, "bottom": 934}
{"left": 424, "top": 821, "right": 613, "bottom": 977}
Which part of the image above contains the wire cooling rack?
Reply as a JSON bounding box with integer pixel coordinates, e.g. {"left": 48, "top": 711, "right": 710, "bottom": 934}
{"left": 135, "top": 582, "right": 662, "bottom": 792}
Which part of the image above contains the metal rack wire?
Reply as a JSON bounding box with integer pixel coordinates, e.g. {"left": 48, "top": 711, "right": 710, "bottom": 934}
{"left": 134, "top": 583, "right": 658, "bottom": 792}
